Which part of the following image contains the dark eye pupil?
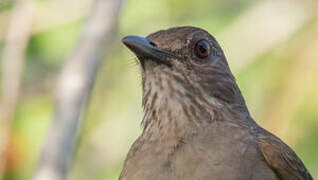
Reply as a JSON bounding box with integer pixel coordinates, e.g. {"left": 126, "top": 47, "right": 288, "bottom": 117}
{"left": 195, "top": 39, "right": 210, "bottom": 58}
{"left": 199, "top": 45, "right": 207, "bottom": 53}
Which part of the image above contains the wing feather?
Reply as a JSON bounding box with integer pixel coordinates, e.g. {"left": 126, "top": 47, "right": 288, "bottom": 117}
{"left": 258, "top": 132, "right": 312, "bottom": 180}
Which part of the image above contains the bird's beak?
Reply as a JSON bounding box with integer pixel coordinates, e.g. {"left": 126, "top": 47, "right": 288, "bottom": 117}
{"left": 122, "top": 35, "right": 173, "bottom": 66}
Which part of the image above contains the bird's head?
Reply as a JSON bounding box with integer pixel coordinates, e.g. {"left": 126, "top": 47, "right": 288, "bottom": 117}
{"left": 123, "top": 26, "right": 249, "bottom": 118}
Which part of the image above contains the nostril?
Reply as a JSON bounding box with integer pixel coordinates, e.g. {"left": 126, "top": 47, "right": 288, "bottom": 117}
{"left": 149, "top": 41, "right": 157, "bottom": 47}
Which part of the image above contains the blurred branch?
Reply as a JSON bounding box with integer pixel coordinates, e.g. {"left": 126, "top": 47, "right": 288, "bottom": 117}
{"left": 0, "top": 0, "right": 34, "bottom": 178}
{"left": 33, "top": 0, "right": 123, "bottom": 180}
{"left": 220, "top": 0, "right": 313, "bottom": 72}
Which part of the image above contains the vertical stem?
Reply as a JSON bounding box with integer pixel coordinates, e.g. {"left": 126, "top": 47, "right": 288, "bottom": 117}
{"left": 0, "top": 0, "right": 34, "bottom": 178}
{"left": 33, "top": 0, "right": 123, "bottom": 180}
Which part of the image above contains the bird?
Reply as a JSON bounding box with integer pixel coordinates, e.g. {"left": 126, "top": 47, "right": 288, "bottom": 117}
{"left": 120, "top": 26, "right": 312, "bottom": 180}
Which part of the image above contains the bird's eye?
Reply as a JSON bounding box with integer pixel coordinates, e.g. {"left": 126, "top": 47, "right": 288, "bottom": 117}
{"left": 194, "top": 39, "right": 211, "bottom": 59}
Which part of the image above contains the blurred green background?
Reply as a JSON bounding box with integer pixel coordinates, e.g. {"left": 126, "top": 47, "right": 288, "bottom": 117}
{"left": 0, "top": 0, "right": 317, "bottom": 179}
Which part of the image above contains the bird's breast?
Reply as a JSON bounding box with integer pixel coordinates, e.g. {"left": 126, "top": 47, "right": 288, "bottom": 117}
{"left": 120, "top": 122, "right": 277, "bottom": 180}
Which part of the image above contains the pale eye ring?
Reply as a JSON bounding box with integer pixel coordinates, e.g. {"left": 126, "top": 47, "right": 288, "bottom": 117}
{"left": 194, "top": 39, "right": 211, "bottom": 58}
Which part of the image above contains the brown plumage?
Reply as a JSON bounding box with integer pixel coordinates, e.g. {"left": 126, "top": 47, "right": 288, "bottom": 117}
{"left": 120, "top": 26, "right": 312, "bottom": 180}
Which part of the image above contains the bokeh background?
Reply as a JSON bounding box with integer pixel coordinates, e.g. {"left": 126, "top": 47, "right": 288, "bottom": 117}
{"left": 0, "top": 0, "right": 317, "bottom": 179}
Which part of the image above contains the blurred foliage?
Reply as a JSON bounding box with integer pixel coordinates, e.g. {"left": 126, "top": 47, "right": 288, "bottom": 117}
{"left": 0, "top": 0, "right": 317, "bottom": 179}
{"left": 0, "top": 0, "right": 14, "bottom": 12}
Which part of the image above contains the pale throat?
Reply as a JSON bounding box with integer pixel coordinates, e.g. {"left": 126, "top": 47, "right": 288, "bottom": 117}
{"left": 140, "top": 68, "right": 212, "bottom": 140}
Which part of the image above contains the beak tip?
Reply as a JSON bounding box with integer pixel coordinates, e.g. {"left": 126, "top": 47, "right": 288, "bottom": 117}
{"left": 121, "top": 36, "right": 132, "bottom": 47}
{"left": 121, "top": 35, "right": 151, "bottom": 54}
{"left": 121, "top": 35, "right": 168, "bottom": 65}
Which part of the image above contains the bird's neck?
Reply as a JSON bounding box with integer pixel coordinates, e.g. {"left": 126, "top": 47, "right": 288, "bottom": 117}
{"left": 140, "top": 67, "right": 254, "bottom": 141}
{"left": 141, "top": 72, "right": 216, "bottom": 141}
